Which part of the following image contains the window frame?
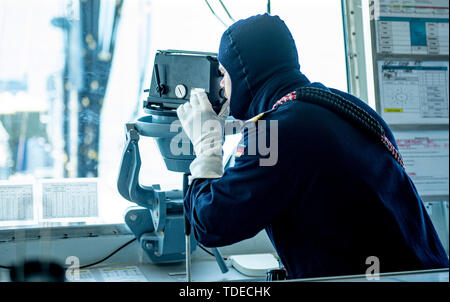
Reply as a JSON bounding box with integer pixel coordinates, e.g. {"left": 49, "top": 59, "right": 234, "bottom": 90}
{"left": 0, "top": 223, "right": 132, "bottom": 242}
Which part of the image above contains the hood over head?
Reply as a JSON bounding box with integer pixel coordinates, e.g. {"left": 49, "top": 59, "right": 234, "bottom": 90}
{"left": 218, "top": 13, "right": 310, "bottom": 120}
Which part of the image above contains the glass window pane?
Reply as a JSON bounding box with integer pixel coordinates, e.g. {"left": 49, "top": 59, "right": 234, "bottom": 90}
{"left": 0, "top": 0, "right": 348, "bottom": 228}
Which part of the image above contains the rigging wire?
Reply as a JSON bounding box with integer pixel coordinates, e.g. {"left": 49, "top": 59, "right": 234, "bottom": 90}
{"left": 218, "top": 0, "right": 235, "bottom": 22}
{"left": 205, "top": 0, "right": 228, "bottom": 27}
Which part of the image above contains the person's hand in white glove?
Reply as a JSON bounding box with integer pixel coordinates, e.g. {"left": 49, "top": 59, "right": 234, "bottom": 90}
{"left": 176, "top": 89, "right": 230, "bottom": 179}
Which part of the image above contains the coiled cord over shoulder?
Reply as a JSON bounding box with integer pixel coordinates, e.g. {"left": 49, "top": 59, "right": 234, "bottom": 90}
{"left": 272, "top": 87, "right": 404, "bottom": 169}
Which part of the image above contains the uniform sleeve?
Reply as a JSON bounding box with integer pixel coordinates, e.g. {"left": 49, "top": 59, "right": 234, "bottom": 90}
{"left": 184, "top": 125, "right": 298, "bottom": 247}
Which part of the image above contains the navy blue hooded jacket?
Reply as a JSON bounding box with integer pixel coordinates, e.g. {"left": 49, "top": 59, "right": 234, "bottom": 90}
{"left": 184, "top": 14, "right": 449, "bottom": 279}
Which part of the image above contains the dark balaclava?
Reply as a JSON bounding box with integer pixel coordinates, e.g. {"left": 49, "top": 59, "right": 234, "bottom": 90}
{"left": 218, "top": 13, "right": 310, "bottom": 120}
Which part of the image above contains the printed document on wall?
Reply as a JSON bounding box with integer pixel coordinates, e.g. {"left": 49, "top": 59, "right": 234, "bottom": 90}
{"left": 373, "top": 0, "right": 449, "bottom": 55}
{"left": 395, "top": 130, "right": 449, "bottom": 196}
{"left": 378, "top": 60, "right": 449, "bottom": 124}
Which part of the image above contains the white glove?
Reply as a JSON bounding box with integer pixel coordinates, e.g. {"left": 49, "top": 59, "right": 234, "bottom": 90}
{"left": 176, "top": 90, "right": 230, "bottom": 179}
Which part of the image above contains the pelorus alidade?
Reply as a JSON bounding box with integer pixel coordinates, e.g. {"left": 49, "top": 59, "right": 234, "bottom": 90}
{"left": 117, "top": 50, "right": 229, "bottom": 279}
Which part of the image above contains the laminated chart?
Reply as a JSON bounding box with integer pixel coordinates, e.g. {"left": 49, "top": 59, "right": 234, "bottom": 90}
{"left": 66, "top": 269, "right": 97, "bottom": 282}
{"left": 374, "top": 0, "right": 449, "bottom": 55}
{"left": 378, "top": 60, "right": 449, "bottom": 124}
{"left": 395, "top": 130, "right": 449, "bottom": 196}
{"left": 100, "top": 266, "right": 148, "bottom": 282}
{"left": 0, "top": 184, "right": 33, "bottom": 221}
{"left": 41, "top": 180, "right": 98, "bottom": 219}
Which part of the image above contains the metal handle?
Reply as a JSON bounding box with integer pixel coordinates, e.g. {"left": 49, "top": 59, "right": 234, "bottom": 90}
{"left": 117, "top": 124, "right": 155, "bottom": 207}
{"left": 212, "top": 248, "right": 229, "bottom": 273}
{"left": 183, "top": 174, "right": 192, "bottom": 282}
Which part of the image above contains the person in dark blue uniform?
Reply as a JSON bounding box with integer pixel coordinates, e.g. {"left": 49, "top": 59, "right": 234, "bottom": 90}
{"left": 176, "top": 14, "right": 449, "bottom": 279}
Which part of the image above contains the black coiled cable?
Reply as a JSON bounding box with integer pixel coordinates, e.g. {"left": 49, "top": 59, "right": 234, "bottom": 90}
{"left": 274, "top": 87, "right": 404, "bottom": 168}
{"left": 295, "top": 87, "right": 385, "bottom": 140}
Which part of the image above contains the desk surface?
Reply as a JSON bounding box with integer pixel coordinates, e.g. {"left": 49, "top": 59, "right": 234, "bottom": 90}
{"left": 0, "top": 230, "right": 447, "bottom": 282}
{"left": 294, "top": 268, "right": 449, "bottom": 282}
{"left": 66, "top": 261, "right": 448, "bottom": 282}
{"left": 70, "top": 260, "right": 263, "bottom": 282}
{"left": 1, "top": 258, "right": 448, "bottom": 282}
